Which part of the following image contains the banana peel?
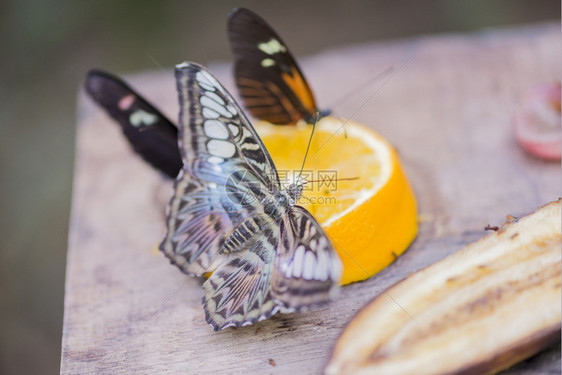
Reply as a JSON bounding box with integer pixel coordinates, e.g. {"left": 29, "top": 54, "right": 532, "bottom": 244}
{"left": 325, "top": 199, "right": 561, "bottom": 375}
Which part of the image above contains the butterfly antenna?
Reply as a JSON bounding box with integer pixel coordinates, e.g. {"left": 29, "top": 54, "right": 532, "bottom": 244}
{"left": 338, "top": 114, "right": 348, "bottom": 139}
{"left": 307, "top": 55, "right": 413, "bottom": 162}
{"left": 327, "top": 66, "right": 395, "bottom": 110}
{"left": 298, "top": 112, "right": 319, "bottom": 184}
{"left": 327, "top": 67, "right": 394, "bottom": 140}
{"left": 302, "top": 176, "right": 360, "bottom": 184}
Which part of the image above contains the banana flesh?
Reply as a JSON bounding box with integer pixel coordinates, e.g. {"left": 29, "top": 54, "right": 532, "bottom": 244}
{"left": 325, "top": 200, "right": 561, "bottom": 375}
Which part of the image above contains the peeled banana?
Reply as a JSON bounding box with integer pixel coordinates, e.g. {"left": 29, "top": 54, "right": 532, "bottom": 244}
{"left": 325, "top": 200, "right": 561, "bottom": 375}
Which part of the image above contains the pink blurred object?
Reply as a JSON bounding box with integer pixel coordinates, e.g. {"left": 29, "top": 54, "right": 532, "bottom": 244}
{"left": 513, "top": 82, "right": 561, "bottom": 161}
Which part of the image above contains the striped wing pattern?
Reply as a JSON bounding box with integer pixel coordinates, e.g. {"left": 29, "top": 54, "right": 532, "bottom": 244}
{"left": 271, "top": 206, "right": 342, "bottom": 309}
{"left": 175, "top": 60, "right": 279, "bottom": 191}
{"left": 228, "top": 8, "right": 321, "bottom": 125}
{"left": 160, "top": 169, "right": 240, "bottom": 276}
{"left": 202, "top": 232, "right": 279, "bottom": 329}
{"left": 161, "top": 62, "right": 341, "bottom": 330}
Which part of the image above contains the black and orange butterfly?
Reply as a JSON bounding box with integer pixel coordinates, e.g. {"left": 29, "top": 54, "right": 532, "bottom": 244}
{"left": 228, "top": 8, "right": 329, "bottom": 125}
{"left": 85, "top": 8, "right": 327, "bottom": 177}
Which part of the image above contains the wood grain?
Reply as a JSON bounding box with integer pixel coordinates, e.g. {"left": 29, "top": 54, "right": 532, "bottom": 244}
{"left": 61, "top": 23, "right": 561, "bottom": 374}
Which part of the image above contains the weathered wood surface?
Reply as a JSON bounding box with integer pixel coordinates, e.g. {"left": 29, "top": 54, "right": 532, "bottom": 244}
{"left": 62, "top": 24, "right": 561, "bottom": 374}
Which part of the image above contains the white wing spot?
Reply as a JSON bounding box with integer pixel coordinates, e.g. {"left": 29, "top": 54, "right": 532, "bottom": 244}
{"left": 228, "top": 124, "right": 240, "bottom": 137}
{"left": 205, "top": 91, "right": 225, "bottom": 105}
{"left": 309, "top": 239, "right": 317, "bottom": 250}
{"left": 243, "top": 142, "right": 261, "bottom": 150}
{"left": 280, "top": 262, "right": 289, "bottom": 275}
{"left": 315, "top": 251, "right": 328, "bottom": 281}
{"left": 207, "top": 139, "right": 236, "bottom": 158}
{"left": 291, "top": 245, "right": 306, "bottom": 278}
{"left": 198, "top": 80, "right": 215, "bottom": 91}
{"left": 207, "top": 156, "right": 224, "bottom": 165}
{"left": 204, "top": 120, "right": 229, "bottom": 140}
{"left": 226, "top": 105, "right": 237, "bottom": 115}
{"left": 258, "top": 39, "right": 287, "bottom": 55}
{"left": 302, "top": 251, "right": 316, "bottom": 280}
{"left": 261, "top": 58, "right": 276, "bottom": 68}
{"left": 308, "top": 225, "right": 317, "bottom": 237}
{"left": 196, "top": 71, "right": 216, "bottom": 88}
{"left": 130, "top": 109, "right": 157, "bottom": 127}
{"left": 202, "top": 107, "right": 220, "bottom": 119}
{"left": 332, "top": 259, "right": 343, "bottom": 281}
{"left": 201, "top": 96, "right": 233, "bottom": 118}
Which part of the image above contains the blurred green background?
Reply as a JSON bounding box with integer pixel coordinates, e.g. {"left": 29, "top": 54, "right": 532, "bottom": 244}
{"left": 0, "top": 1, "right": 559, "bottom": 373}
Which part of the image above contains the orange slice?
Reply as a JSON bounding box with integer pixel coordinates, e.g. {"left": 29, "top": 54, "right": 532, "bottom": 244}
{"left": 256, "top": 116, "right": 418, "bottom": 285}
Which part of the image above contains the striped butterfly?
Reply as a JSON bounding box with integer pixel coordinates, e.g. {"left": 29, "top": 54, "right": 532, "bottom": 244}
{"left": 160, "top": 62, "right": 342, "bottom": 330}
{"left": 228, "top": 8, "right": 330, "bottom": 125}
{"left": 85, "top": 70, "right": 182, "bottom": 178}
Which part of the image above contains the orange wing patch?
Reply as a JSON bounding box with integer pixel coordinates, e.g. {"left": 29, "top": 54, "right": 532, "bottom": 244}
{"left": 281, "top": 67, "right": 316, "bottom": 115}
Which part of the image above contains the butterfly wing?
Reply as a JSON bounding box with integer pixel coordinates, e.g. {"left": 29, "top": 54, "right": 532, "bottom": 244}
{"left": 85, "top": 70, "right": 182, "bottom": 178}
{"left": 163, "top": 62, "right": 286, "bottom": 328}
{"left": 228, "top": 7, "right": 319, "bottom": 125}
{"left": 202, "top": 233, "right": 280, "bottom": 330}
{"left": 174, "top": 62, "right": 280, "bottom": 190}
{"left": 271, "top": 205, "right": 342, "bottom": 309}
{"left": 161, "top": 62, "right": 280, "bottom": 273}
{"left": 160, "top": 169, "right": 248, "bottom": 276}
{"left": 166, "top": 63, "right": 340, "bottom": 329}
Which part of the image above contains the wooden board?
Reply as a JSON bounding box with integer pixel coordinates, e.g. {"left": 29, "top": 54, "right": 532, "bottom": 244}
{"left": 61, "top": 23, "right": 561, "bottom": 374}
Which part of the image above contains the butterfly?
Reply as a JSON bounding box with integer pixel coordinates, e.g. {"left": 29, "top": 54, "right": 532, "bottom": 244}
{"left": 85, "top": 69, "right": 182, "bottom": 178}
{"left": 85, "top": 8, "right": 328, "bottom": 178}
{"left": 228, "top": 8, "right": 330, "bottom": 125}
{"left": 160, "top": 62, "right": 342, "bottom": 330}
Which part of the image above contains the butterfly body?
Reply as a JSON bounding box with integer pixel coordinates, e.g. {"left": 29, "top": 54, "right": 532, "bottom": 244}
{"left": 161, "top": 62, "right": 341, "bottom": 330}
